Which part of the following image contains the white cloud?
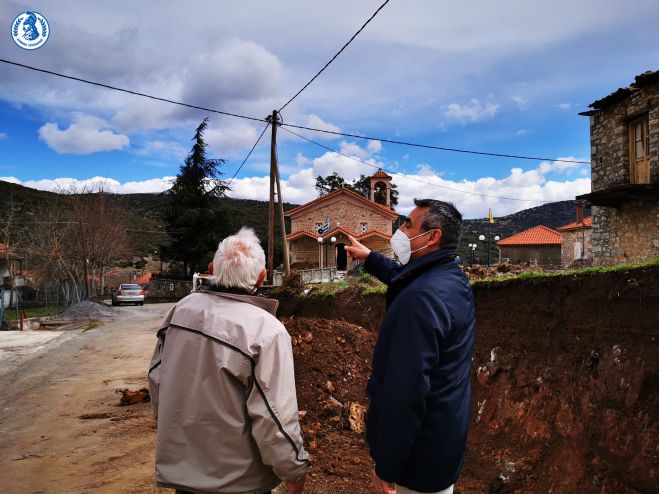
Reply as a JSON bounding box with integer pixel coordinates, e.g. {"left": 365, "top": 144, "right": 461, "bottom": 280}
{"left": 516, "top": 128, "right": 531, "bottom": 135}
{"left": 38, "top": 113, "right": 129, "bottom": 154}
{"left": 511, "top": 96, "right": 530, "bottom": 110}
{"left": 205, "top": 121, "right": 260, "bottom": 156}
{"left": 367, "top": 140, "right": 382, "bottom": 153}
{"left": 444, "top": 99, "right": 499, "bottom": 123}
{"left": 301, "top": 114, "right": 342, "bottom": 139}
{"left": 557, "top": 103, "right": 572, "bottom": 110}
{"left": 537, "top": 156, "right": 588, "bottom": 176}
{"left": 295, "top": 152, "right": 310, "bottom": 167}
{"left": 0, "top": 133, "right": 7, "bottom": 141}
{"left": 2, "top": 176, "right": 174, "bottom": 194}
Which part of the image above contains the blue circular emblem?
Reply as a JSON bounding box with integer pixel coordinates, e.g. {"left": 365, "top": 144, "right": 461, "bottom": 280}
{"left": 11, "top": 11, "right": 50, "bottom": 50}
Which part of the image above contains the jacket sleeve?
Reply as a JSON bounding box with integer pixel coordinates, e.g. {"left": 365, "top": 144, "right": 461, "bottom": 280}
{"left": 246, "top": 327, "right": 311, "bottom": 481}
{"left": 364, "top": 250, "right": 400, "bottom": 286}
{"left": 372, "top": 288, "right": 451, "bottom": 483}
{"left": 147, "top": 305, "right": 176, "bottom": 418}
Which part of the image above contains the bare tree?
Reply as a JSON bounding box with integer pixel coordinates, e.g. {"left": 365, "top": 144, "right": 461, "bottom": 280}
{"left": 25, "top": 184, "right": 129, "bottom": 302}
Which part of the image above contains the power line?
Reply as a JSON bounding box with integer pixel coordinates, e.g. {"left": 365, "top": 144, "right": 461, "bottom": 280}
{"left": 0, "top": 58, "right": 265, "bottom": 123}
{"left": 280, "top": 126, "right": 550, "bottom": 203}
{"left": 0, "top": 58, "right": 590, "bottom": 165}
{"left": 280, "top": 122, "right": 591, "bottom": 164}
{"left": 278, "top": 0, "right": 391, "bottom": 112}
{"left": 226, "top": 124, "right": 270, "bottom": 186}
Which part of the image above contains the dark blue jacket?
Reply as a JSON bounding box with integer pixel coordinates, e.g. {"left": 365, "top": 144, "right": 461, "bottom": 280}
{"left": 364, "top": 248, "right": 475, "bottom": 492}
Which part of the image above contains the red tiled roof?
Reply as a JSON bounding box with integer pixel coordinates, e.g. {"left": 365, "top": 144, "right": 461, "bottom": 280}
{"left": 372, "top": 169, "right": 391, "bottom": 179}
{"left": 497, "top": 225, "right": 562, "bottom": 246}
{"left": 287, "top": 226, "right": 392, "bottom": 240}
{"left": 285, "top": 188, "right": 398, "bottom": 219}
{"left": 557, "top": 216, "right": 592, "bottom": 231}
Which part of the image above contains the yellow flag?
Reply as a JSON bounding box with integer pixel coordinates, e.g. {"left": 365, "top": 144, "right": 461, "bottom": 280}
{"left": 488, "top": 208, "right": 494, "bottom": 224}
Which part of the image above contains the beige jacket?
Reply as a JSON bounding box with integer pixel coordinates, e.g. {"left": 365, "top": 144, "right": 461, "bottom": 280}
{"left": 148, "top": 290, "right": 310, "bottom": 494}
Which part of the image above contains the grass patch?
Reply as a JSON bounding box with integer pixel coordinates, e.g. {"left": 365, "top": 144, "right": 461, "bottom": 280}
{"left": 472, "top": 258, "right": 658, "bottom": 286}
{"left": 3, "top": 306, "right": 66, "bottom": 321}
{"left": 306, "top": 281, "right": 350, "bottom": 296}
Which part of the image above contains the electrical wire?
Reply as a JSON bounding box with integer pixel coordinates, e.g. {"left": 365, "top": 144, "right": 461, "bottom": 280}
{"left": 280, "top": 125, "right": 551, "bottom": 203}
{"left": 278, "top": 0, "right": 391, "bottom": 112}
{"left": 0, "top": 58, "right": 265, "bottom": 123}
{"left": 280, "top": 122, "right": 591, "bottom": 164}
{"left": 226, "top": 123, "right": 270, "bottom": 186}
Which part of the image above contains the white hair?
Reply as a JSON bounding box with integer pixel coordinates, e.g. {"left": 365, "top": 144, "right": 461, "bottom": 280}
{"left": 211, "top": 227, "right": 265, "bottom": 292}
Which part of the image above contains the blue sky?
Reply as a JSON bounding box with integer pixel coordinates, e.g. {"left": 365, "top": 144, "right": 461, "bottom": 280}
{"left": 1, "top": 0, "right": 658, "bottom": 217}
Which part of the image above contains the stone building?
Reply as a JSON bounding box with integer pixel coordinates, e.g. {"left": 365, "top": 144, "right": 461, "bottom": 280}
{"left": 577, "top": 70, "right": 659, "bottom": 265}
{"left": 285, "top": 170, "right": 398, "bottom": 270}
{"left": 496, "top": 225, "right": 562, "bottom": 266}
{"left": 557, "top": 202, "right": 593, "bottom": 268}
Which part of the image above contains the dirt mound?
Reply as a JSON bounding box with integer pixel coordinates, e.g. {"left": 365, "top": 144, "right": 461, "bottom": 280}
{"left": 276, "top": 264, "right": 658, "bottom": 493}
{"left": 283, "top": 317, "right": 376, "bottom": 491}
{"left": 58, "top": 300, "right": 120, "bottom": 321}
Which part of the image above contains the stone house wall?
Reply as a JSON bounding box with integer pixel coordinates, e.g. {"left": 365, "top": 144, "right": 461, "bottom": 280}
{"left": 586, "top": 77, "right": 658, "bottom": 265}
{"left": 290, "top": 233, "right": 392, "bottom": 270}
{"left": 561, "top": 228, "right": 593, "bottom": 267}
{"left": 589, "top": 82, "right": 659, "bottom": 191}
{"left": 592, "top": 200, "right": 659, "bottom": 265}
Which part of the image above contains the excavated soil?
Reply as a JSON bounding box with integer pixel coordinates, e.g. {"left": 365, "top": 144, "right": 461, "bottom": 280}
{"left": 277, "top": 264, "right": 658, "bottom": 493}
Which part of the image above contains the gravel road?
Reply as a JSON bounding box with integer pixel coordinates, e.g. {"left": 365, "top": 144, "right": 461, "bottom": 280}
{"left": 0, "top": 303, "right": 173, "bottom": 494}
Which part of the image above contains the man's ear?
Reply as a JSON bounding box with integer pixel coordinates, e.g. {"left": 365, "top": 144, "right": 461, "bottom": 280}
{"left": 255, "top": 268, "right": 267, "bottom": 289}
{"left": 428, "top": 229, "right": 442, "bottom": 248}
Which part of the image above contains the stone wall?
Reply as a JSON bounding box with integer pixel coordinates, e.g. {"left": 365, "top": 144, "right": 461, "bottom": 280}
{"left": 560, "top": 228, "right": 593, "bottom": 267}
{"left": 589, "top": 81, "right": 659, "bottom": 191}
{"left": 592, "top": 199, "right": 659, "bottom": 265}
{"left": 147, "top": 278, "right": 192, "bottom": 300}
{"left": 499, "top": 245, "right": 561, "bottom": 266}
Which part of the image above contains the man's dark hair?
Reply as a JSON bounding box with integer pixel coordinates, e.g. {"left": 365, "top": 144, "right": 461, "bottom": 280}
{"left": 413, "top": 198, "right": 462, "bottom": 249}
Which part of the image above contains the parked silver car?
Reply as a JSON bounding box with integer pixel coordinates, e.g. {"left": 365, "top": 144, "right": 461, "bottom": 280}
{"left": 112, "top": 284, "right": 145, "bottom": 306}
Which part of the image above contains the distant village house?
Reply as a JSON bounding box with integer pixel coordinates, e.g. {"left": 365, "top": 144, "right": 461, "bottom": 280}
{"left": 557, "top": 202, "right": 593, "bottom": 268}
{"left": 496, "top": 225, "right": 562, "bottom": 266}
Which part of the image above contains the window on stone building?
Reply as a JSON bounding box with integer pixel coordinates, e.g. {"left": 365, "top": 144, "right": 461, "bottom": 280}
{"left": 628, "top": 114, "right": 650, "bottom": 184}
{"left": 360, "top": 222, "right": 368, "bottom": 233}
{"left": 315, "top": 222, "right": 323, "bottom": 232}
{"left": 574, "top": 241, "right": 582, "bottom": 260}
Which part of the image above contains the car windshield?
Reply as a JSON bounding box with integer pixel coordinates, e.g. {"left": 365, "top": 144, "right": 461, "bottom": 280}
{"left": 121, "top": 284, "right": 141, "bottom": 290}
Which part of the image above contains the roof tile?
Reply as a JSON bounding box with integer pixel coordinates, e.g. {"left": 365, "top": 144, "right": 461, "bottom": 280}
{"left": 497, "top": 225, "right": 561, "bottom": 246}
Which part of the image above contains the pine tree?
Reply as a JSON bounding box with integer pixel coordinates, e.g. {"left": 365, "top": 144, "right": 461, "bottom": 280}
{"left": 161, "top": 119, "right": 229, "bottom": 275}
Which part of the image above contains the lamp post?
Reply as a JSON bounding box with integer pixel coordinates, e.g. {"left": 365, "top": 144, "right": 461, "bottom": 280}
{"left": 317, "top": 236, "right": 337, "bottom": 280}
{"left": 468, "top": 243, "right": 477, "bottom": 266}
{"left": 317, "top": 237, "right": 323, "bottom": 269}
{"left": 478, "top": 234, "right": 500, "bottom": 267}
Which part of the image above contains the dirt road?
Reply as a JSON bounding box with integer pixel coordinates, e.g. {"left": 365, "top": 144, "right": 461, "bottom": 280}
{"left": 0, "top": 303, "right": 172, "bottom": 494}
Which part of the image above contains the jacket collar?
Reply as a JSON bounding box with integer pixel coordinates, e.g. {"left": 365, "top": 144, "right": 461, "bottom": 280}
{"left": 200, "top": 289, "right": 279, "bottom": 316}
{"left": 393, "top": 248, "right": 458, "bottom": 282}
{"left": 387, "top": 248, "right": 458, "bottom": 306}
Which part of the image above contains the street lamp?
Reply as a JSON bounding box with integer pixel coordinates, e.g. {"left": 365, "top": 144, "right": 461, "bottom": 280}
{"left": 317, "top": 236, "right": 337, "bottom": 280}
{"left": 317, "top": 237, "right": 323, "bottom": 269}
{"left": 478, "top": 234, "right": 500, "bottom": 266}
{"left": 468, "top": 243, "right": 477, "bottom": 266}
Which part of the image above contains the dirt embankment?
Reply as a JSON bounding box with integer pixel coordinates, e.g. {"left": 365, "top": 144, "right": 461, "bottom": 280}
{"left": 278, "top": 265, "right": 659, "bottom": 493}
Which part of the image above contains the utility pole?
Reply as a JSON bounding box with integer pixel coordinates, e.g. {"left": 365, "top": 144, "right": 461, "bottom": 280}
{"left": 266, "top": 110, "right": 291, "bottom": 282}
{"left": 267, "top": 111, "right": 276, "bottom": 283}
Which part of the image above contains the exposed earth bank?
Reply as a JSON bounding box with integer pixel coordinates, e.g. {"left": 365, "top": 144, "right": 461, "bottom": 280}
{"left": 278, "top": 264, "right": 658, "bottom": 493}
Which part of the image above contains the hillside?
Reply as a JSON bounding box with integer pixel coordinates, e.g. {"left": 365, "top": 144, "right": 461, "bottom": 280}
{"left": 1, "top": 180, "right": 589, "bottom": 267}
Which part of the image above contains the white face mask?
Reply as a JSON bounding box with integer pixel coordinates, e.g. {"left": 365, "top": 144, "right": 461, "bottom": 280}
{"left": 390, "top": 228, "right": 435, "bottom": 265}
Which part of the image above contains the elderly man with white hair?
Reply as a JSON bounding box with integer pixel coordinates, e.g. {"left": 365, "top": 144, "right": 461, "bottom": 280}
{"left": 148, "top": 227, "right": 310, "bottom": 494}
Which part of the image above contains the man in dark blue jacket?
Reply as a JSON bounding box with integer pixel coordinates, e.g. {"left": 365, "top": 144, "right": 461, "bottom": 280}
{"left": 345, "top": 199, "right": 475, "bottom": 494}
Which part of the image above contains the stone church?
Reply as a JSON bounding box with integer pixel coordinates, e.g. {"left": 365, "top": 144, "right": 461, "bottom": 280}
{"left": 285, "top": 170, "right": 399, "bottom": 270}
